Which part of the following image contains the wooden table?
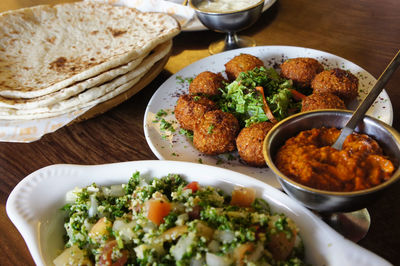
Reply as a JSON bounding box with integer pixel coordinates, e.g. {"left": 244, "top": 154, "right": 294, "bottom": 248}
{"left": 1, "top": 0, "right": 399, "bottom": 265}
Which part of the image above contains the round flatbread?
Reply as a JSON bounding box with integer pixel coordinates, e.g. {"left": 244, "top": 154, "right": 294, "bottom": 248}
{"left": 0, "top": 40, "right": 172, "bottom": 119}
{"left": 0, "top": 53, "right": 149, "bottom": 109}
{"left": 0, "top": 1, "right": 180, "bottom": 98}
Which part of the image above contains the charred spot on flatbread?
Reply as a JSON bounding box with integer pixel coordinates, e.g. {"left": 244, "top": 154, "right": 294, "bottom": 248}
{"left": 49, "top": 57, "right": 67, "bottom": 70}
{"left": 107, "top": 27, "right": 127, "bottom": 38}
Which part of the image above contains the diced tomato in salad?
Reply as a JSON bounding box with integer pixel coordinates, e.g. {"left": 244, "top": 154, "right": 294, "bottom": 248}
{"left": 184, "top": 181, "right": 200, "bottom": 192}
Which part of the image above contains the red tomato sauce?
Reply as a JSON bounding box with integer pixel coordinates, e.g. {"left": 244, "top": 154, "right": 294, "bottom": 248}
{"left": 275, "top": 127, "right": 395, "bottom": 192}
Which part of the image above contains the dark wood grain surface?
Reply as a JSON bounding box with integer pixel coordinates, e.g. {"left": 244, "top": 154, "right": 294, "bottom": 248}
{"left": 1, "top": 0, "right": 399, "bottom": 265}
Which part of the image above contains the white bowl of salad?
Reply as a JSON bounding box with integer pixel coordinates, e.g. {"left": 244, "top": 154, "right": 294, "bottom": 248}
{"left": 6, "top": 160, "right": 390, "bottom": 265}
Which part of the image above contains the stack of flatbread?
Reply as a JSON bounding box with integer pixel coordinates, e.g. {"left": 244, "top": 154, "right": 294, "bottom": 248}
{"left": 0, "top": 1, "right": 180, "bottom": 120}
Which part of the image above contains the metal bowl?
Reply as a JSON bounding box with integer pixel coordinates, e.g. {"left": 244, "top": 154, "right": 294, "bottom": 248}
{"left": 189, "top": 0, "right": 264, "bottom": 33}
{"left": 263, "top": 110, "right": 400, "bottom": 213}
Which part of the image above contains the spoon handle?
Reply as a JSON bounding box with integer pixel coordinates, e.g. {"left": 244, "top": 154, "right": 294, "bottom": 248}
{"left": 347, "top": 50, "right": 400, "bottom": 129}
{"left": 332, "top": 50, "right": 400, "bottom": 150}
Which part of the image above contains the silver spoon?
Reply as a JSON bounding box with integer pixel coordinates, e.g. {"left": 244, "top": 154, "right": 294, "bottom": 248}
{"left": 332, "top": 50, "right": 400, "bottom": 150}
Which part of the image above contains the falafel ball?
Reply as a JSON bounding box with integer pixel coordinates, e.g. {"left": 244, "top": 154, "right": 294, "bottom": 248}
{"left": 174, "top": 94, "right": 217, "bottom": 131}
{"left": 280, "top": 57, "right": 324, "bottom": 88}
{"left": 189, "top": 71, "right": 225, "bottom": 97}
{"left": 225, "top": 54, "right": 264, "bottom": 81}
{"left": 311, "top": 68, "right": 359, "bottom": 101}
{"left": 236, "top": 122, "right": 274, "bottom": 167}
{"left": 193, "top": 110, "right": 240, "bottom": 155}
{"left": 301, "top": 92, "right": 346, "bottom": 112}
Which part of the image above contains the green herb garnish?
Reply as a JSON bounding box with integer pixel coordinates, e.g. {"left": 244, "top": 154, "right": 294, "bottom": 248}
{"left": 179, "top": 128, "right": 193, "bottom": 141}
{"left": 207, "top": 124, "right": 215, "bottom": 134}
{"left": 160, "top": 119, "right": 175, "bottom": 132}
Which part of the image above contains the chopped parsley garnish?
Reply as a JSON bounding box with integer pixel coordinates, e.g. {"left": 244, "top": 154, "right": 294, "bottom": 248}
{"left": 207, "top": 124, "right": 215, "bottom": 134}
{"left": 176, "top": 76, "right": 185, "bottom": 84}
{"left": 153, "top": 109, "right": 169, "bottom": 123}
{"left": 179, "top": 128, "right": 193, "bottom": 141}
{"left": 160, "top": 119, "right": 175, "bottom": 132}
{"left": 176, "top": 75, "right": 193, "bottom": 84}
{"left": 156, "top": 109, "right": 167, "bottom": 118}
{"left": 124, "top": 171, "right": 141, "bottom": 194}
{"left": 193, "top": 95, "right": 201, "bottom": 101}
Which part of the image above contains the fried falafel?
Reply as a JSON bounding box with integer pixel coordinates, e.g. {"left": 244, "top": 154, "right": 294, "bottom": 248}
{"left": 174, "top": 94, "right": 217, "bottom": 131}
{"left": 193, "top": 110, "right": 240, "bottom": 155}
{"left": 236, "top": 122, "right": 274, "bottom": 167}
{"left": 280, "top": 57, "right": 324, "bottom": 88}
{"left": 301, "top": 92, "right": 346, "bottom": 112}
{"left": 189, "top": 71, "right": 225, "bottom": 97}
{"left": 311, "top": 68, "right": 359, "bottom": 101}
{"left": 225, "top": 54, "right": 264, "bottom": 81}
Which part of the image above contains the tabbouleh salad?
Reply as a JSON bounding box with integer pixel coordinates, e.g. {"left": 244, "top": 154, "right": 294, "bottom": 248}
{"left": 54, "top": 172, "right": 307, "bottom": 265}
